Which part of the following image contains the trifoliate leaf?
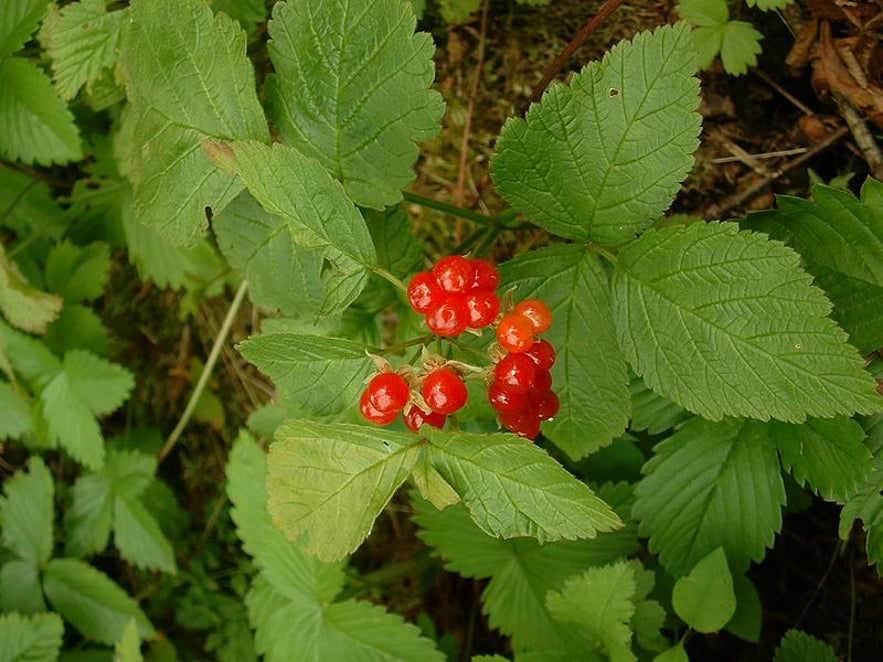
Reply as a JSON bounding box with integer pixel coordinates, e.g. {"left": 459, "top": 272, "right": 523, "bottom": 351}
{"left": 0, "top": 456, "right": 53, "bottom": 566}
{"left": 113, "top": 497, "right": 176, "bottom": 573}
{"left": 633, "top": 417, "right": 786, "bottom": 577}
{"left": 119, "top": 0, "right": 269, "bottom": 246}
{"left": 206, "top": 140, "right": 376, "bottom": 315}
{"left": 114, "top": 619, "right": 143, "bottom": 662}
{"left": 613, "top": 223, "right": 881, "bottom": 422}
{"left": 237, "top": 334, "right": 373, "bottom": 418}
{"left": 499, "top": 245, "right": 630, "bottom": 459}
{"left": 427, "top": 429, "right": 622, "bottom": 543}
{"left": 44, "top": 241, "right": 110, "bottom": 302}
{"left": 671, "top": 547, "right": 736, "bottom": 633}
{"left": 719, "top": 21, "right": 763, "bottom": 76}
{"left": 43, "top": 558, "right": 154, "bottom": 645}
{"left": 266, "top": 0, "right": 443, "bottom": 208}
{"left": 268, "top": 420, "right": 422, "bottom": 561}
{"left": 680, "top": 0, "right": 762, "bottom": 75}
{"left": 39, "top": 0, "right": 125, "bottom": 100}
{"left": 0, "top": 559, "right": 45, "bottom": 613}
{"left": 678, "top": 0, "right": 727, "bottom": 26}
{"left": 492, "top": 22, "right": 700, "bottom": 246}
{"left": 0, "top": 612, "right": 63, "bottom": 662}
{"left": 0, "top": 57, "right": 82, "bottom": 165}
{"left": 0, "top": 382, "right": 31, "bottom": 440}
{"left": 0, "top": 244, "right": 62, "bottom": 334}
{"left": 0, "top": 0, "right": 52, "bottom": 57}
{"left": 773, "top": 629, "right": 838, "bottom": 662}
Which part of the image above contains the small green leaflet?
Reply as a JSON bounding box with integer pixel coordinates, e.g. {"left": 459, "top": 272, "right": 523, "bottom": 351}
{"left": 0, "top": 382, "right": 31, "bottom": 440}
{"left": 633, "top": 417, "right": 786, "bottom": 577}
{"left": 773, "top": 629, "right": 838, "bottom": 662}
{"left": 671, "top": 547, "right": 736, "bottom": 633}
{"left": 680, "top": 0, "right": 762, "bottom": 75}
{"left": 114, "top": 619, "right": 143, "bottom": 662}
{"left": 119, "top": 0, "right": 269, "bottom": 246}
{"left": 0, "top": 0, "right": 52, "bottom": 58}
{"left": 0, "top": 57, "right": 82, "bottom": 165}
{"left": 745, "top": 0, "right": 793, "bottom": 9}
{"left": 0, "top": 559, "right": 45, "bottom": 614}
{"left": 0, "top": 612, "right": 63, "bottom": 662}
{"left": 0, "top": 243, "right": 62, "bottom": 334}
{"left": 44, "top": 241, "right": 111, "bottom": 302}
{"left": 0, "top": 456, "right": 54, "bottom": 566}
{"left": 613, "top": 222, "right": 881, "bottom": 422}
{"left": 492, "top": 22, "right": 700, "bottom": 246}
{"left": 499, "top": 245, "right": 630, "bottom": 459}
{"left": 727, "top": 574, "right": 763, "bottom": 642}
{"left": 838, "top": 462, "right": 883, "bottom": 567}
{"left": 207, "top": 140, "right": 376, "bottom": 315}
{"left": 266, "top": 0, "right": 444, "bottom": 208}
{"left": 44, "top": 303, "right": 111, "bottom": 357}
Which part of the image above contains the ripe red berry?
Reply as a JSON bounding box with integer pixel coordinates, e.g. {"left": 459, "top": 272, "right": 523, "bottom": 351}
{"left": 471, "top": 258, "right": 500, "bottom": 292}
{"left": 366, "top": 372, "right": 411, "bottom": 414}
{"left": 433, "top": 256, "right": 474, "bottom": 293}
{"left": 422, "top": 368, "right": 468, "bottom": 415}
{"left": 465, "top": 290, "right": 501, "bottom": 328}
{"left": 497, "top": 313, "right": 535, "bottom": 353}
{"left": 360, "top": 389, "right": 399, "bottom": 425}
{"left": 425, "top": 295, "right": 469, "bottom": 337}
{"left": 488, "top": 380, "right": 528, "bottom": 415}
{"left": 494, "top": 353, "right": 537, "bottom": 395}
{"left": 407, "top": 271, "right": 440, "bottom": 314}
{"left": 525, "top": 339, "right": 556, "bottom": 371}
{"left": 404, "top": 406, "right": 446, "bottom": 433}
{"left": 532, "top": 368, "right": 552, "bottom": 392}
{"left": 514, "top": 299, "right": 552, "bottom": 333}
{"left": 500, "top": 410, "right": 541, "bottom": 440}
{"left": 532, "top": 389, "right": 560, "bottom": 420}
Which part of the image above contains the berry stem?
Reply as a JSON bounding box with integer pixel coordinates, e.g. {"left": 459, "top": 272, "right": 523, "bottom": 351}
{"left": 403, "top": 191, "right": 498, "bottom": 226}
{"left": 448, "top": 336, "right": 495, "bottom": 362}
{"left": 370, "top": 265, "right": 408, "bottom": 296}
{"left": 375, "top": 334, "right": 435, "bottom": 356}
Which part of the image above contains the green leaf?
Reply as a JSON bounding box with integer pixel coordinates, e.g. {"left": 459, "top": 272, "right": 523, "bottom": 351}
{"left": 0, "top": 558, "right": 45, "bottom": 614}
{"left": 719, "top": 21, "right": 763, "bottom": 76}
{"left": 43, "top": 558, "right": 155, "bottom": 645}
{"left": 499, "top": 245, "right": 630, "bottom": 459}
{"left": 0, "top": 321, "right": 61, "bottom": 384}
{"left": 613, "top": 223, "right": 881, "bottom": 422}
{"left": 839, "top": 458, "right": 883, "bottom": 567}
{"left": 360, "top": 206, "right": 424, "bottom": 312}
{"left": 211, "top": 0, "right": 267, "bottom": 24}
{"left": 653, "top": 642, "right": 689, "bottom": 662}
{"left": 44, "top": 304, "right": 111, "bottom": 357}
{"left": 628, "top": 374, "right": 691, "bottom": 435}
{"left": 679, "top": 0, "right": 762, "bottom": 75}
{"left": 44, "top": 241, "right": 111, "bottom": 302}
{"left": 114, "top": 619, "right": 143, "bottom": 662}
{"left": 671, "top": 547, "right": 736, "bottom": 633}
{"left": 213, "top": 191, "right": 325, "bottom": 317}
{"left": 268, "top": 420, "right": 421, "bottom": 561}
{"left": 546, "top": 562, "right": 637, "bottom": 662}
{"left": 725, "top": 574, "right": 762, "bottom": 642}
{"left": 491, "top": 22, "right": 701, "bottom": 246}
{"left": 773, "top": 417, "right": 871, "bottom": 502}
{"left": 0, "top": 612, "right": 63, "bottom": 662}
{"left": 437, "top": 0, "right": 482, "bottom": 23}
{"left": 0, "top": 382, "right": 32, "bottom": 440}
{"left": 427, "top": 429, "right": 622, "bottom": 543}
{"left": 746, "top": 0, "right": 793, "bottom": 10}
{"left": 0, "top": 244, "right": 62, "bottom": 334}
{"left": 0, "top": 57, "right": 82, "bottom": 165}
{"left": 119, "top": 0, "right": 269, "bottom": 245}
{"left": 113, "top": 498, "right": 176, "bottom": 573}
{"left": 678, "top": 0, "right": 728, "bottom": 26}
{"left": 39, "top": 0, "right": 125, "bottom": 100}
{"left": 0, "top": 456, "right": 53, "bottom": 566}
{"left": 633, "top": 417, "right": 786, "bottom": 576}
{"left": 265, "top": 0, "right": 443, "bottom": 208}
{"left": 237, "top": 334, "right": 373, "bottom": 417}
{"left": 207, "top": 140, "right": 376, "bottom": 315}
{"left": 65, "top": 473, "right": 113, "bottom": 558}
{"left": 0, "top": 0, "right": 51, "bottom": 57}
{"left": 773, "top": 629, "right": 838, "bottom": 662}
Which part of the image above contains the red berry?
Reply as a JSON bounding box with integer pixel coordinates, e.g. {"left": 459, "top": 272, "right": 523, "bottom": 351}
{"left": 500, "top": 410, "right": 541, "bottom": 439}
{"left": 488, "top": 380, "right": 528, "bottom": 415}
{"left": 360, "top": 389, "right": 399, "bottom": 425}
{"left": 497, "top": 313, "right": 534, "bottom": 353}
{"left": 471, "top": 258, "right": 500, "bottom": 291}
{"left": 532, "top": 389, "right": 560, "bottom": 420}
{"left": 465, "top": 291, "right": 501, "bottom": 328}
{"left": 407, "top": 271, "right": 440, "bottom": 314}
{"left": 404, "top": 406, "right": 446, "bottom": 433}
{"left": 422, "top": 368, "right": 468, "bottom": 415}
{"left": 433, "top": 256, "right": 474, "bottom": 294}
{"left": 494, "top": 354, "right": 537, "bottom": 395}
{"left": 532, "top": 368, "right": 552, "bottom": 392}
{"left": 366, "top": 372, "right": 411, "bottom": 414}
{"left": 514, "top": 299, "right": 552, "bottom": 333}
{"left": 525, "top": 339, "right": 556, "bottom": 371}
{"left": 425, "top": 295, "right": 469, "bottom": 337}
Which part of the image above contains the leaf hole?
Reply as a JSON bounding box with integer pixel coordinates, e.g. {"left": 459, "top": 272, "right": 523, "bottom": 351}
{"left": 607, "top": 87, "right": 620, "bottom": 97}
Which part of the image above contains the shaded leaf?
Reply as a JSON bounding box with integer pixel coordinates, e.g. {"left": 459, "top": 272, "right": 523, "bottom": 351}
{"left": 671, "top": 547, "right": 736, "bottom": 633}
{"left": 773, "top": 629, "right": 838, "bottom": 662}
{"left": 0, "top": 559, "right": 45, "bottom": 614}
{"left": 0, "top": 0, "right": 52, "bottom": 57}
{"left": 44, "top": 241, "right": 110, "bottom": 302}
{"left": 0, "top": 456, "right": 53, "bottom": 565}
{"left": 0, "top": 244, "right": 62, "bottom": 334}
{"left": 0, "top": 612, "right": 63, "bottom": 662}
{"left": 0, "top": 382, "right": 32, "bottom": 440}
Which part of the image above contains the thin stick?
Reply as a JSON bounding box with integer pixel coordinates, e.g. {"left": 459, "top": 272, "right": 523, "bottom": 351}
{"left": 524, "top": 0, "right": 624, "bottom": 111}
{"left": 711, "top": 148, "right": 808, "bottom": 164}
{"left": 157, "top": 280, "right": 249, "bottom": 463}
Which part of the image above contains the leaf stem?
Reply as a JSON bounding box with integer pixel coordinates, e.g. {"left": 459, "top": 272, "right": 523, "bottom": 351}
{"left": 586, "top": 241, "right": 618, "bottom": 265}
{"left": 157, "top": 280, "right": 249, "bottom": 463}
{"left": 370, "top": 265, "right": 408, "bottom": 297}
{"left": 402, "top": 191, "right": 497, "bottom": 227}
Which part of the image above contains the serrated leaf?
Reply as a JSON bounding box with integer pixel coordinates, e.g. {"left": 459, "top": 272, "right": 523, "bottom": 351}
{"left": 213, "top": 191, "right": 325, "bottom": 317}
{"left": 0, "top": 612, "right": 63, "bottom": 662}
{"left": 119, "top": 0, "right": 269, "bottom": 245}
{"left": 112, "top": 498, "right": 176, "bottom": 573}
{"left": 207, "top": 140, "right": 376, "bottom": 315}
{"left": 427, "top": 429, "right": 622, "bottom": 543}
{"left": 44, "top": 241, "right": 111, "bottom": 302}
{"left": 633, "top": 417, "right": 786, "bottom": 576}
{"left": 678, "top": 0, "right": 728, "bottom": 26}
{"left": 0, "top": 321, "right": 61, "bottom": 384}
{"left": 411, "top": 459, "right": 460, "bottom": 510}
{"left": 0, "top": 456, "right": 53, "bottom": 565}
{"left": 672, "top": 547, "right": 735, "bottom": 633}
{"left": 613, "top": 223, "right": 881, "bottom": 422}
{"left": 0, "top": 244, "right": 62, "bottom": 334}
{"left": 237, "top": 333, "right": 373, "bottom": 417}
{"left": 43, "top": 558, "right": 154, "bottom": 645}
{"left": 491, "top": 22, "right": 700, "bottom": 246}
{"left": 499, "top": 245, "right": 630, "bottom": 459}
{"left": 690, "top": 25, "right": 725, "bottom": 70}
{"left": 839, "top": 458, "right": 883, "bottom": 567}
{"left": 44, "top": 303, "right": 110, "bottom": 357}
{"left": 114, "top": 619, "right": 143, "bottom": 662}
{"left": 266, "top": 0, "right": 443, "bottom": 208}
{"left": 65, "top": 473, "right": 113, "bottom": 558}
{"left": 0, "top": 57, "right": 82, "bottom": 165}
{"left": 773, "top": 629, "right": 838, "bottom": 662}
{"left": 269, "top": 420, "right": 421, "bottom": 561}
{"left": 0, "top": 559, "right": 45, "bottom": 614}
{"left": 0, "top": 382, "right": 32, "bottom": 440}
{"left": 0, "top": 0, "right": 51, "bottom": 57}
{"left": 773, "top": 417, "right": 871, "bottom": 502}
{"left": 628, "top": 374, "right": 691, "bottom": 435}
{"left": 718, "top": 21, "right": 762, "bottom": 76}
{"left": 39, "top": 0, "right": 125, "bottom": 100}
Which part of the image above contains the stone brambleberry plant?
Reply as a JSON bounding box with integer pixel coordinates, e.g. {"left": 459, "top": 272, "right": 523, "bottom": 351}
{"left": 1, "top": 0, "right": 882, "bottom": 659}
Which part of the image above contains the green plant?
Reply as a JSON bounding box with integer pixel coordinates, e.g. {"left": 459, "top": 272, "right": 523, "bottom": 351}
{"left": 1, "top": 0, "right": 881, "bottom": 659}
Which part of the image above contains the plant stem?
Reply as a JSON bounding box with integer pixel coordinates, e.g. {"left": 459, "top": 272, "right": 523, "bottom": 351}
{"left": 402, "top": 191, "right": 497, "bottom": 227}
{"left": 586, "top": 241, "right": 618, "bottom": 265}
{"left": 157, "top": 280, "right": 249, "bottom": 463}
{"left": 370, "top": 265, "right": 408, "bottom": 297}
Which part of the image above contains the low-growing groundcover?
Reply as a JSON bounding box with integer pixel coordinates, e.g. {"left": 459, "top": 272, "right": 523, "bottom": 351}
{"left": 1, "top": 0, "right": 882, "bottom": 659}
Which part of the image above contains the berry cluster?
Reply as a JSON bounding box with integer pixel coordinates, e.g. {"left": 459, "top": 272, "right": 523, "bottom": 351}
{"left": 407, "top": 256, "right": 501, "bottom": 336}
